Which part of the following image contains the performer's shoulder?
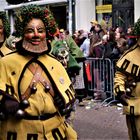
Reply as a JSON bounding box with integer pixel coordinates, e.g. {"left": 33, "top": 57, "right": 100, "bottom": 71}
{"left": 118, "top": 44, "right": 140, "bottom": 61}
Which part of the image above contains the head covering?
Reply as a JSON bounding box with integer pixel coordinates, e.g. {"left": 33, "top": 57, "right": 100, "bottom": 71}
{"left": 52, "top": 41, "right": 81, "bottom": 75}
{"left": 14, "top": 4, "right": 58, "bottom": 55}
{"left": 133, "top": 17, "right": 140, "bottom": 37}
{"left": 90, "top": 20, "right": 98, "bottom": 25}
{"left": 59, "top": 29, "right": 64, "bottom": 33}
{"left": 14, "top": 4, "right": 58, "bottom": 40}
{"left": 52, "top": 41, "right": 69, "bottom": 56}
{"left": 0, "top": 11, "right": 10, "bottom": 38}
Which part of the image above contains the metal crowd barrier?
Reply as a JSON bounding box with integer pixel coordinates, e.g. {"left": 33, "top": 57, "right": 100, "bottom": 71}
{"left": 84, "top": 58, "right": 118, "bottom": 105}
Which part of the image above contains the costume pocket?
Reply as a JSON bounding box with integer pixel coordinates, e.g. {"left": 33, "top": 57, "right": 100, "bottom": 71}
{"left": 123, "top": 97, "right": 140, "bottom": 116}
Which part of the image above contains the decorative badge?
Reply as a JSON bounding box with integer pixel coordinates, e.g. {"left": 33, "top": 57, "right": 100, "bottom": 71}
{"left": 59, "top": 77, "right": 64, "bottom": 84}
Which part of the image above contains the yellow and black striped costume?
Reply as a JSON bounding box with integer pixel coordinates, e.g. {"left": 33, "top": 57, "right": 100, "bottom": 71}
{"left": 114, "top": 43, "right": 140, "bottom": 139}
{"left": 0, "top": 52, "right": 77, "bottom": 140}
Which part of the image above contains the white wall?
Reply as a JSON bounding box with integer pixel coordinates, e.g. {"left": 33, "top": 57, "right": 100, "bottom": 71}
{"left": 75, "top": 0, "right": 95, "bottom": 32}
{"left": 2, "top": 0, "right": 96, "bottom": 32}
{"left": 0, "top": 0, "right": 8, "bottom": 11}
{"left": 134, "top": 0, "right": 140, "bottom": 22}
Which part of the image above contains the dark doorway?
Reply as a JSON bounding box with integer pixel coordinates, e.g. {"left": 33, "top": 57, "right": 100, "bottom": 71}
{"left": 50, "top": 5, "right": 67, "bottom": 30}
{"left": 112, "top": 0, "right": 134, "bottom": 32}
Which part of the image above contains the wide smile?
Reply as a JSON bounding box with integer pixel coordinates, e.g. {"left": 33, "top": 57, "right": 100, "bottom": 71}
{"left": 30, "top": 39, "right": 41, "bottom": 45}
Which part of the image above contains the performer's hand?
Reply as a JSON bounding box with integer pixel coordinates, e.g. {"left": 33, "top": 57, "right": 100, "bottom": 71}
{"left": 119, "top": 93, "right": 130, "bottom": 106}
{"left": 4, "top": 99, "right": 19, "bottom": 114}
{"left": 1, "top": 94, "right": 19, "bottom": 115}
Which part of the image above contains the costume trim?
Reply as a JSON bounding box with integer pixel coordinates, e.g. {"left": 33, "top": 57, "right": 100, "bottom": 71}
{"left": 7, "top": 132, "right": 17, "bottom": 140}
{"left": 118, "top": 44, "right": 138, "bottom": 61}
{"left": 0, "top": 50, "right": 4, "bottom": 57}
{"left": 27, "top": 134, "right": 38, "bottom": 140}
{"left": 116, "top": 44, "right": 140, "bottom": 79}
{"left": 23, "top": 112, "right": 57, "bottom": 120}
{"left": 52, "top": 128, "right": 65, "bottom": 140}
{"left": 17, "top": 56, "right": 75, "bottom": 108}
{"left": 131, "top": 64, "right": 139, "bottom": 76}
{"left": 6, "top": 84, "right": 14, "bottom": 96}
{"left": 114, "top": 85, "right": 122, "bottom": 94}
{"left": 120, "top": 59, "right": 130, "bottom": 71}
{"left": 17, "top": 57, "right": 35, "bottom": 101}
{"left": 35, "top": 59, "right": 75, "bottom": 107}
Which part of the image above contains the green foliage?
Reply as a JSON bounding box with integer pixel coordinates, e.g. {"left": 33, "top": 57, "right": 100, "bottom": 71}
{"left": 133, "top": 17, "right": 140, "bottom": 36}
{"left": 0, "top": 11, "right": 10, "bottom": 38}
{"left": 15, "top": 4, "right": 58, "bottom": 40}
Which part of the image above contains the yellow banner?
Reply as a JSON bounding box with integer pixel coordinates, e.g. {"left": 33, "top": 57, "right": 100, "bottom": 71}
{"left": 96, "top": 4, "right": 112, "bottom": 13}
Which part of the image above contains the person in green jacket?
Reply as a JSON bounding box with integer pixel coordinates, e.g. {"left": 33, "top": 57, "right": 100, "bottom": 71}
{"left": 51, "top": 28, "right": 85, "bottom": 80}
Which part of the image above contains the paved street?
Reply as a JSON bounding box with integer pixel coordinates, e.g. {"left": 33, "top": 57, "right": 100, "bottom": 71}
{"left": 73, "top": 100, "right": 129, "bottom": 140}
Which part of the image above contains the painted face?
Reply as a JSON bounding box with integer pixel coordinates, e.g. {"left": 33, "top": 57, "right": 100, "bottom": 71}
{"left": 59, "top": 32, "right": 65, "bottom": 40}
{"left": 23, "top": 18, "right": 48, "bottom": 53}
{"left": 57, "top": 48, "right": 69, "bottom": 68}
{"left": 24, "top": 18, "right": 46, "bottom": 45}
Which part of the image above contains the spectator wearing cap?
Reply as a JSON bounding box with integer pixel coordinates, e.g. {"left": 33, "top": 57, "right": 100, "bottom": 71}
{"left": 90, "top": 20, "right": 98, "bottom": 34}
{"left": 126, "top": 25, "right": 137, "bottom": 49}
{"left": 95, "top": 24, "right": 105, "bottom": 40}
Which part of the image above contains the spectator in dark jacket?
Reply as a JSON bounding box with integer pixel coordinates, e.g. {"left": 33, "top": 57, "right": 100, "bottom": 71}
{"left": 126, "top": 25, "right": 137, "bottom": 49}
{"left": 95, "top": 24, "right": 105, "bottom": 40}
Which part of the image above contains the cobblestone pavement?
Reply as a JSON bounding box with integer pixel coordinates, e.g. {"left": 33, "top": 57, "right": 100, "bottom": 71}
{"left": 73, "top": 100, "right": 129, "bottom": 140}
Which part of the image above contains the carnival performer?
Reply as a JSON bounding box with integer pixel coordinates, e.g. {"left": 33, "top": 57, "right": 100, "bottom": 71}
{"left": 51, "top": 29, "right": 86, "bottom": 104}
{"left": 51, "top": 33, "right": 82, "bottom": 80}
{"left": 0, "top": 11, "right": 12, "bottom": 58}
{"left": 114, "top": 17, "right": 140, "bottom": 140}
{"left": 0, "top": 4, "right": 77, "bottom": 140}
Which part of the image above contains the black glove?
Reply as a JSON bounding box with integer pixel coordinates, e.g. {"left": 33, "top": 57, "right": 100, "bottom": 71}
{"left": 1, "top": 94, "right": 19, "bottom": 115}
{"left": 119, "top": 93, "right": 130, "bottom": 106}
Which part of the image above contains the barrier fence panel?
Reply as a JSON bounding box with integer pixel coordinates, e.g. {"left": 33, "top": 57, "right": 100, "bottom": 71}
{"left": 84, "top": 58, "right": 118, "bottom": 105}
{"left": 106, "top": 59, "right": 119, "bottom": 105}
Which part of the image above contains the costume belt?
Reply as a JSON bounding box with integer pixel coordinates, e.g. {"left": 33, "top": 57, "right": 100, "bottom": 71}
{"left": 23, "top": 112, "right": 58, "bottom": 120}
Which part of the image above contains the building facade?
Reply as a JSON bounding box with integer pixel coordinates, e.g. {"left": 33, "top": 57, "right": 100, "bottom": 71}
{"left": 0, "top": 0, "right": 96, "bottom": 33}
{"left": 0, "top": 0, "right": 140, "bottom": 34}
{"left": 0, "top": 0, "right": 8, "bottom": 11}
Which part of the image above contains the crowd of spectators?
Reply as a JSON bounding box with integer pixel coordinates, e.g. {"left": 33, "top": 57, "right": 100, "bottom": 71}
{"left": 52, "top": 21, "right": 137, "bottom": 102}
{"left": 70, "top": 21, "right": 137, "bottom": 101}
{"left": 72, "top": 22, "right": 136, "bottom": 61}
